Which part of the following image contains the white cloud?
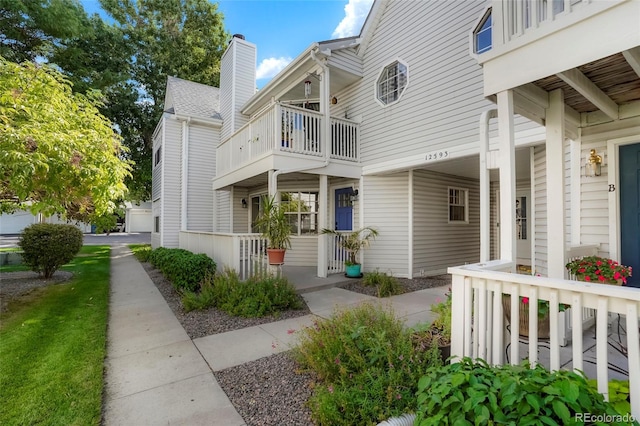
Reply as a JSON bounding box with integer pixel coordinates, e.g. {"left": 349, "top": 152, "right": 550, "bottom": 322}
{"left": 332, "top": 0, "right": 374, "bottom": 39}
{"left": 256, "top": 56, "right": 293, "bottom": 80}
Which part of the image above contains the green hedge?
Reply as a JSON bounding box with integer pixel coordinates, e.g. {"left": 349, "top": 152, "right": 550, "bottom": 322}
{"left": 148, "top": 247, "right": 216, "bottom": 292}
{"left": 18, "top": 223, "right": 83, "bottom": 278}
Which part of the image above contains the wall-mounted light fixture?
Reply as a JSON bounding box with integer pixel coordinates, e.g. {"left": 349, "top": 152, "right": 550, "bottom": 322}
{"left": 304, "top": 80, "right": 311, "bottom": 100}
{"left": 331, "top": 96, "right": 338, "bottom": 105}
{"left": 349, "top": 189, "right": 359, "bottom": 204}
{"left": 241, "top": 198, "right": 248, "bottom": 208}
{"left": 585, "top": 149, "right": 602, "bottom": 177}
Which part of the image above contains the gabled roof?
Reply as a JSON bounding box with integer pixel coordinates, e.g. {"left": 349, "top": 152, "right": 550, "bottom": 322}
{"left": 164, "top": 76, "right": 222, "bottom": 121}
{"left": 356, "top": 0, "right": 388, "bottom": 58}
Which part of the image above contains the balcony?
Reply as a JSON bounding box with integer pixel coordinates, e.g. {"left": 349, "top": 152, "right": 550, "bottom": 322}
{"left": 474, "top": 0, "right": 639, "bottom": 97}
{"left": 216, "top": 103, "right": 359, "bottom": 178}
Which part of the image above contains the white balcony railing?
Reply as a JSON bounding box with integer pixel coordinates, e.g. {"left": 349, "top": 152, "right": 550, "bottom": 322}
{"left": 328, "top": 231, "right": 351, "bottom": 274}
{"left": 179, "top": 231, "right": 268, "bottom": 279}
{"left": 217, "top": 103, "right": 359, "bottom": 176}
{"left": 449, "top": 260, "right": 640, "bottom": 419}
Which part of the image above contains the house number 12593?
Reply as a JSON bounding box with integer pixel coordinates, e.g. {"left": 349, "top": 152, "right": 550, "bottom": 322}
{"left": 425, "top": 151, "right": 449, "bottom": 161}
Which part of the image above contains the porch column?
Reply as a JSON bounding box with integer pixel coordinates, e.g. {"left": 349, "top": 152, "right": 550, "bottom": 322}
{"left": 545, "top": 89, "right": 566, "bottom": 278}
{"left": 480, "top": 109, "right": 498, "bottom": 262}
{"left": 497, "top": 90, "right": 516, "bottom": 264}
{"left": 317, "top": 175, "right": 328, "bottom": 277}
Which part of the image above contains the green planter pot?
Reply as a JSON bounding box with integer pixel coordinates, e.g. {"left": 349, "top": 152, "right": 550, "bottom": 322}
{"left": 345, "top": 264, "right": 362, "bottom": 277}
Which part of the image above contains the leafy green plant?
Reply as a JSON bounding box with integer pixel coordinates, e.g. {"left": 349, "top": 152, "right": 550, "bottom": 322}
{"left": 321, "top": 227, "right": 378, "bottom": 266}
{"left": 566, "top": 255, "right": 632, "bottom": 285}
{"left": 18, "top": 223, "right": 83, "bottom": 278}
{"left": 362, "top": 270, "right": 402, "bottom": 297}
{"left": 254, "top": 195, "right": 292, "bottom": 250}
{"left": 415, "top": 358, "right": 633, "bottom": 426}
{"left": 294, "top": 303, "right": 438, "bottom": 425}
{"left": 588, "top": 379, "right": 632, "bottom": 416}
{"left": 181, "top": 273, "right": 217, "bottom": 312}
{"left": 129, "top": 243, "right": 152, "bottom": 262}
{"left": 203, "top": 269, "right": 301, "bottom": 317}
{"left": 148, "top": 247, "right": 216, "bottom": 292}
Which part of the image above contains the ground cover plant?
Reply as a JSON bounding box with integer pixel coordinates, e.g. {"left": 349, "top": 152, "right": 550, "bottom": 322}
{"left": 294, "top": 303, "right": 442, "bottom": 425}
{"left": 182, "top": 268, "right": 302, "bottom": 317}
{"left": 148, "top": 246, "right": 216, "bottom": 292}
{"left": 415, "top": 358, "right": 637, "bottom": 426}
{"left": 362, "top": 269, "right": 402, "bottom": 297}
{"left": 0, "top": 245, "right": 110, "bottom": 426}
{"left": 129, "top": 243, "right": 152, "bottom": 262}
{"left": 19, "top": 223, "right": 83, "bottom": 278}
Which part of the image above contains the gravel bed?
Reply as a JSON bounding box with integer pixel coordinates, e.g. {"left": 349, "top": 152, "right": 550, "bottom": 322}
{"left": 0, "top": 270, "right": 74, "bottom": 313}
{"left": 336, "top": 274, "right": 451, "bottom": 297}
{"left": 141, "top": 262, "right": 312, "bottom": 339}
{"left": 215, "top": 352, "right": 316, "bottom": 426}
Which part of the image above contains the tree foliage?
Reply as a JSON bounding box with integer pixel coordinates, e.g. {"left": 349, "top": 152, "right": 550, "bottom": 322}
{"left": 0, "top": 58, "right": 131, "bottom": 220}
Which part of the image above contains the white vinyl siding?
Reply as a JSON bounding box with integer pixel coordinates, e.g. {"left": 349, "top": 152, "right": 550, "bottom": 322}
{"left": 151, "top": 120, "right": 163, "bottom": 201}
{"left": 580, "top": 140, "right": 612, "bottom": 254}
{"left": 162, "top": 119, "right": 182, "bottom": 248}
{"left": 186, "top": 124, "right": 218, "bottom": 231}
{"left": 283, "top": 237, "right": 317, "bottom": 266}
{"left": 233, "top": 188, "right": 249, "bottom": 233}
{"left": 533, "top": 145, "right": 547, "bottom": 276}
{"left": 362, "top": 173, "right": 409, "bottom": 277}
{"left": 335, "top": 0, "right": 538, "bottom": 166}
{"left": 220, "top": 38, "right": 255, "bottom": 141}
{"left": 151, "top": 202, "right": 161, "bottom": 248}
{"left": 413, "top": 171, "right": 480, "bottom": 277}
{"left": 328, "top": 49, "right": 363, "bottom": 77}
{"left": 215, "top": 190, "right": 231, "bottom": 232}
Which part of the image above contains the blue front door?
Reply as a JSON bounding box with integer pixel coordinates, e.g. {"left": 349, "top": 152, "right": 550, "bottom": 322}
{"left": 335, "top": 188, "right": 353, "bottom": 230}
{"left": 620, "top": 143, "right": 640, "bottom": 287}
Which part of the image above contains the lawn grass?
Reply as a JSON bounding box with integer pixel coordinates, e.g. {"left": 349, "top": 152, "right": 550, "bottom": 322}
{"left": 0, "top": 245, "right": 110, "bottom": 426}
{"left": 129, "top": 243, "right": 151, "bottom": 262}
{"left": 0, "top": 263, "right": 30, "bottom": 272}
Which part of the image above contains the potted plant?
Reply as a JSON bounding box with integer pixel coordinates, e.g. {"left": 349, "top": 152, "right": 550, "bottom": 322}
{"left": 412, "top": 289, "right": 452, "bottom": 360}
{"left": 255, "top": 195, "right": 292, "bottom": 265}
{"left": 566, "top": 255, "right": 632, "bottom": 285}
{"left": 321, "top": 226, "right": 378, "bottom": 277}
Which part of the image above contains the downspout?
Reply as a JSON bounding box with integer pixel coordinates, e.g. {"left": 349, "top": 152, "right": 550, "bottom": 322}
{"left": 480, "top": 109, "right": 498, "bottom": 263}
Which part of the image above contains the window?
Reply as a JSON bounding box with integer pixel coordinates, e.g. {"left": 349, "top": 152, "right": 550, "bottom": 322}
{"left": 154, "top": 146, "right": 162, "bottom": 167}
{"left": 376, "top": 60, "right": 408, "bottom": 106}
{"left": 154, "top": 216, "right": 160, "bottom": 233}
{"left": 473, "top": 8, "right": 492, "bottom": 54}
{"left": 281, "top": 191, "right": 319, "bottom": 235}
{"left": 448, "top": 188, "right": 468, "bottom": 223}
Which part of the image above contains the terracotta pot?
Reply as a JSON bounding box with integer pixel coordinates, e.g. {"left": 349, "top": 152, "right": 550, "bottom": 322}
{"left": 502, "top": 295, "right": 550, "bottom": 338}
{"left": 267, "top": 248, "right": 286, "bottom": 265}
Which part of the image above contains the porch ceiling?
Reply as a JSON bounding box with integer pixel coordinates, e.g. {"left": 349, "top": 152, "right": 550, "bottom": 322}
{"left": 531, "top": 49, "right": 640, "bottom": 118}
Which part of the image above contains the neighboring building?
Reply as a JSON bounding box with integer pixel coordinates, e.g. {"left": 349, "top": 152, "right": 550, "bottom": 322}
{"left": 124, "top": 201, "right": 152, "bottom": 233}
{"left": 0, "top": 210, "right": 92, "bottom": 234}
{"left": 151, "top": 76, "right": 223, "bottom": 248}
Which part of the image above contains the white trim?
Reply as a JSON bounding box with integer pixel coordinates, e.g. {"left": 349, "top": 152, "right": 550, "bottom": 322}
{"left": 408, "top": 170, "right": 414, "bottom": 277}
{"left": 180, "top": 120, "right": 189, "bottom": 231}
{"left": 607, "top": 135, "right": 640, "bottom": 261}
{"left": 529, "top": 146, "right": 536, "bottom": 270}
{"left": 570, "top": 138, "right": 581, "bottom": 246}
{"left": 374, "top": 58, "right": 409, "bottom": 108}
{"left": 448, "top": 186, "right": 470, "bottom": 224}
{"left": 159, "top": 118, "right": 166, "bottom": 246}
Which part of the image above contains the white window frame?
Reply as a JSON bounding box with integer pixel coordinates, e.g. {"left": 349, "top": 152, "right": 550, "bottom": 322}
{"left": 153, "top": 145, "right": 162, "bottom": 167}
{"left": 281, "top": 191, "right": 320, "bottom": 236}
{"left": 375, "top": 59, "right": 409, "bottom": 107}
{"left": 448, "top": 187, "right": 469, "bottom": 224}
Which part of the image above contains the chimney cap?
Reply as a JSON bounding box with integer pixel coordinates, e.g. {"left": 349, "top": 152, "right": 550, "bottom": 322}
{"left": 232, "top": 34, "right": 245, "bottom": 40}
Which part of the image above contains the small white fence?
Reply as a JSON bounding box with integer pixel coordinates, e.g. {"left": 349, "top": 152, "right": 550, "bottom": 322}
{"left": 449, "top": 259, "right": 640, "bottom": 419}
{"left": 327, "top": 231, "right": 351, "bottom": 274}
{"left": 501, "top": 0, "right": 589, "bottom": 42}
{"left": 179, "top": 231, "right": 268, "bottom": 279}
{"left": 216, "top": 103, "right": 359, "bottom": 175}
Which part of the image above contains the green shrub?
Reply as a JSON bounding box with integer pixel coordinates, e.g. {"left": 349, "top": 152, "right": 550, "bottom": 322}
{"left": 129, "top": 244, "right": 152, "bottom": 262}
{"left": 415, "top": 358, "right": 634, "bottom": 426}
{"left": 294, "top": 303, "right": 439, "bottom": 425}
{"left": 148, "top": 247, "right": 216, "bottom": 292}
{"left": 210, "top": 269, "right": 302, "bottom": 317}
{"left": 18, "top": 223, "right": 83, "bottom": 278}
{"left": 181, "top": 273, "right": 217, "bottom": 312}
{"left": 363, "top": 270, "right": 403, "bottom": 297}
{"left": 588, "top": 379, "right": 632, "bottom": 416}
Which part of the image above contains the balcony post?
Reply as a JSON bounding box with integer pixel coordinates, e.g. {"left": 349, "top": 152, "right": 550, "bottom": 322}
{"left": 317, "top": 174, "right": 328, "bottom": 277}
{"left": 545, "top": 89, "right": 566, "bottom": 278}
{"left": 497, "top": 90, "right": 516, "bottom": 266}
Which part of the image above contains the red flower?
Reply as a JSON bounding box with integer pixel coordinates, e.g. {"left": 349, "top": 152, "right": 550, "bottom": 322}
{"left": 598, "top": 275, "right": 606, "bottom": 282}
{"left": 596, "top": 260, "right": 603, "bottom": 266}
{"left": 595, "top": 270, "right": 601, "bottom": 275}
{"left": 522, "top": 297, "right": 529, "bottom": 304}
{"left": 614, "top": 272, "right": 622, "bottom": 280}
{"left": 584, "top": 276, "right": 591, "bottom": 281}
{"left": 578, "top": 268, "right": 586, "bottom": 273}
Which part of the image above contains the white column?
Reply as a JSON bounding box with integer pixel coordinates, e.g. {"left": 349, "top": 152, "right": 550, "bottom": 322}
{"left": 545, "top": 89, "right": 566, "bottom": 278}
{"left": 497, "top": 90, "right": 516, "bottom": 264}
{"left": 317, "top": 175, "right": 328, "bottom": 277}
{"left": 480, "top": 109, "right": 498, "bottom": 262}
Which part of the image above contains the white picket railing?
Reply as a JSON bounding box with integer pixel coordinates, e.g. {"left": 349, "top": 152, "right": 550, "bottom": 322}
{"left": 449, "top": 259, "right": 640, "bottom": 419}
{"left": 500, "top": 0, "right": 589, "bottom": 42}
{"left": 328, "top": 231, "right": 351, "bottom": 274}
{"left": 216, "top": 103, "right": 359, "bottom": 175}
{"left": 179, "top": 231, "right": 267, "bottom": 279}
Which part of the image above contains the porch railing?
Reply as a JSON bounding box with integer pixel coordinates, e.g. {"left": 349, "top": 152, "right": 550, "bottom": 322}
{"left": 216, "top": 103, "right": 359, "bottom": 176}
{"left": 328, "top": 231, "right": 351, "bottom": 274}
{"left": 449, "top": 260, "right": 640, "bottom": 418}
{"left": 179, "top": 231, "right": 268, "bottom": 279}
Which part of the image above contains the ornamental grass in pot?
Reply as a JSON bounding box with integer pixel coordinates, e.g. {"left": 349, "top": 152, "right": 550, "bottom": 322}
{"left": 321, "top": 226, "right": 378, "bottom": 277}
{"left": 255, "top": 195, "right": 292, "bottom": 265}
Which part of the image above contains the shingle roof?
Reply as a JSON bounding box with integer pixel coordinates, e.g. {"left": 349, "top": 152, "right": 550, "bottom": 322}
{"left": 164, "top": 76, "right": 221, "bottom": 120}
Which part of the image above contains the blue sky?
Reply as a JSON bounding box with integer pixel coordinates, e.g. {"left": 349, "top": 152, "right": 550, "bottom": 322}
{"left": 80, "top": 0, "right": 374, "bottom": 87}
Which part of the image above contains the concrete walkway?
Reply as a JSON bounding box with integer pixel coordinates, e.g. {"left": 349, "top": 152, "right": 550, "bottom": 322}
{"left": 102, "top": 245, "right": 448, "bottom": 425}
